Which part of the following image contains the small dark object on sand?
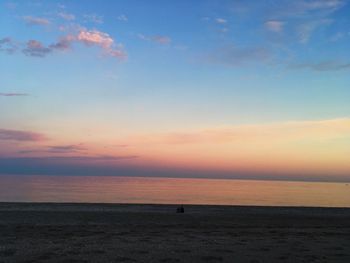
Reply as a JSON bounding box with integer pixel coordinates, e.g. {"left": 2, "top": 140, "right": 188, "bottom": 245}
{"left": 176, "top": 205, "right": 185, "bottom": 213}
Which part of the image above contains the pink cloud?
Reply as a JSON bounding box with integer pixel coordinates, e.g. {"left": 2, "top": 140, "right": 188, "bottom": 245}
{"left": 2, "top": 29, "right": 127, "bottom": 60}
{"left": 76, "top": 30, "right": 127, "bottom": 59}
{"left": 0, "top": 129, "right": 46, "bottom": 141}
{"left": 108, "top": 48, "right": 127, "bottom": 59}
{"left": 77, "top": 30, "right": 113, "bottom": 49}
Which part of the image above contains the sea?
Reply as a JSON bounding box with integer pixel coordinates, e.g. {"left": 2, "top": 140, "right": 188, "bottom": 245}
{"left": 0, "top": 175, "right": 349, "bottom": 207}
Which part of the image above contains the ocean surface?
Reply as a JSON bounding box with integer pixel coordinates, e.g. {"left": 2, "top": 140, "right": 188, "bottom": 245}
{"left": 0, "top": 175, "right": 349, "bottom": 207}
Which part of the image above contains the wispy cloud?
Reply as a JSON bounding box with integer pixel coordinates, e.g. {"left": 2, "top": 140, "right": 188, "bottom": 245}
{"left": 57, "top": 3, "right": 65, "bottom": 9}
{"left": 329, "top": 32, "right": 347, "bottom": 42}
{"left": 289, "top": 60, "right": 350, "bottom": 71}
{"left": 296, "top": 0, "right": 345, "bottom": 14}
{"left": 265, "top": 20, "right": 285, "bottom": 33}
{"left": 258, "top": 0, "right": 345, "bottom": 44}
{"left": 268, "top": 0, "right": 345, "bottom": 18}
{"left": 83, "top": 14, "right": 103, "bottom": 24}
{"left": 0, "top": 129, "right": 46, "bottom": 141}
{"left": 215, "top": 18, "right": 227, "bottom": 24}
{"left": 133, "top": 118, "right": 350, "bottom": 145}
{"left": 296, "top": 19, "right": 333, "bottom": 43}
{"left": 0, "top": 155, "right": 139, "bottom": 163}
{"left": 205, "top": 45, "right": 272, "bottom": 67}
{"left": 152, "top": 35, "right": 171, "bottom": 44}
{"left": 47, "top": 144, "right": 86, "bottom": 153}
{"left": 138, "top": 34, "right": 171, "bottom": 45}
{"left": 58, "top": 12, "right": 75, "bottom": 21}
{"left": 23, "top": 16, "right": 50, "bottom": 26}
{"left": 117, "top": 14, "right": 128, "bottom": 22}
{"left": 5, "top": 2, "right": 17, "bottom": 9}
{"left": 19, "top": 144, "right": 86, "bottom": 154}
{"left": 202, "top": 16, "right": 229, "bottom": 33}
{"left": 0, "top": 93, "right": 28, "bottom": 97}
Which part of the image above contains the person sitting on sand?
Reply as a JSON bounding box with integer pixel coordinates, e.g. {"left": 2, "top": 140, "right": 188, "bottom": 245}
{"left": 176, "top": 205, "right": 184, "bottom": 213}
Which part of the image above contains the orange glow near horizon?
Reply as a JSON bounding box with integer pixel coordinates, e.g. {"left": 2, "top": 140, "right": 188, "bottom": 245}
{"left": 3, "top": 118, "right": 349, "bottom": 180}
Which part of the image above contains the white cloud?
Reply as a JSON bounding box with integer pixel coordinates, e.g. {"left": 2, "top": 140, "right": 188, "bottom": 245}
{"left": 215, "top": 18, "right": 227, "bottom": 24}
{"left": 117, "top": 14, "right": 128, "bottom": 22}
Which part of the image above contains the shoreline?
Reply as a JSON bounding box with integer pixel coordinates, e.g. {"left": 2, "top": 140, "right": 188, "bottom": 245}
{"left": 1, "top": 201, "right": 350, "bottom": 211}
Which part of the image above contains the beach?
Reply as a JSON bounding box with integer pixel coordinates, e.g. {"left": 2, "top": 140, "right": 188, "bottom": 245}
{"left": 0, "top": 203, "right": 350, "bottom": 262}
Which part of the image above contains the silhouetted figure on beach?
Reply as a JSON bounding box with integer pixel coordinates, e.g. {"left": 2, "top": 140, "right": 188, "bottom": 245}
{"left": 176, "top": 205, "right": 184, "bottom": 213}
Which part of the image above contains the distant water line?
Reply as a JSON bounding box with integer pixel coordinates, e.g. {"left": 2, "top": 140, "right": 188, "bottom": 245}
{"left": 0, "top": 175, "right": 349, "bottom": 207}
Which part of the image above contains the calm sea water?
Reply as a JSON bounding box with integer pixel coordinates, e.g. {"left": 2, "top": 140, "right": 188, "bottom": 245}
{"left": 0, "top": 175, "right": 349, "bottom": 207}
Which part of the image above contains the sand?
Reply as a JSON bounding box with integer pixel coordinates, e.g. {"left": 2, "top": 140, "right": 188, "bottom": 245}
{"left": 0, "top": 203, "right": 350, "bottom": 263}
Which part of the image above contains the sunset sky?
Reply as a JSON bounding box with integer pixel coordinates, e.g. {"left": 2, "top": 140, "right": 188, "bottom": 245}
{"left": 1, "top": 0, "right": 350, "bottom": 182}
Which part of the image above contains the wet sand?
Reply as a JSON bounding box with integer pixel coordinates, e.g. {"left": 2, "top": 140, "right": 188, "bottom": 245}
{"left": 0, "top": 203, "right": 350, "bottom": 262}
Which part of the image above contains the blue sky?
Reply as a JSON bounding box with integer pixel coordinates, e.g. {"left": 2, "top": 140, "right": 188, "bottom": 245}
{"left": 1, "top": 0, "right": 350, "bottom": 181}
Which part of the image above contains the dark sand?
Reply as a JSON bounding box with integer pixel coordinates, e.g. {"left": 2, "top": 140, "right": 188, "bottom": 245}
{"left": 1, "top": 203, "right": 350, "bottom": 262}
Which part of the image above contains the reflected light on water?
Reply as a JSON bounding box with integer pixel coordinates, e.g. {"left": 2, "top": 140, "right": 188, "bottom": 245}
{"left": 0, "top": 175, "right": 349, "bottom": 207}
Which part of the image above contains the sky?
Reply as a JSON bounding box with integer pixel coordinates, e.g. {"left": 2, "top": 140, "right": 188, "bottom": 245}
{"left": 1, "top": 0, "right": 350, "bottom": 182}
